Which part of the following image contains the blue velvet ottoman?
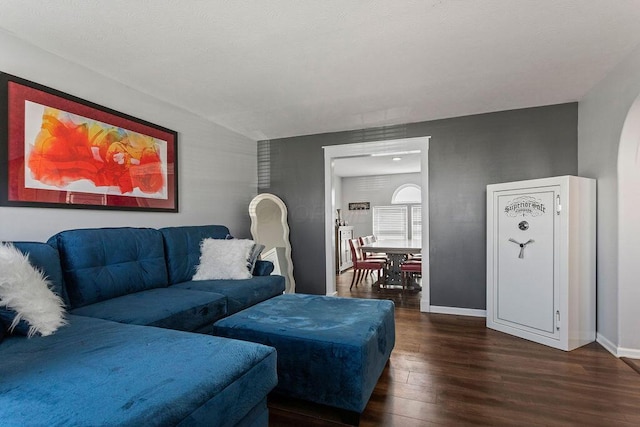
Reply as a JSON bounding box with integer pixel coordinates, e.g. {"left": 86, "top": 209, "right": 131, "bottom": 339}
{"left": 212, "top": 294, "right": 395, "bottom": 420}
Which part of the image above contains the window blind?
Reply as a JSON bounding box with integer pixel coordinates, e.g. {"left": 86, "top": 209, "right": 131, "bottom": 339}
{"left": 411, "top": 205, "right": 422, "bottom": 243}
{"left": 373, "top": 206, "right": 408, "bottom": 240}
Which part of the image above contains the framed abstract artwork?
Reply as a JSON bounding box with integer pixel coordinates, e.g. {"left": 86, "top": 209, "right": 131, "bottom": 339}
{"left": 0, "top": 72, "right": 178, "bottom": 212}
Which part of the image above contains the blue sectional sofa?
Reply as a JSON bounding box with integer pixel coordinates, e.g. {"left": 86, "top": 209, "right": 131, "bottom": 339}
{"left": 0, "top": 225, "right": 286, "bottom": 426}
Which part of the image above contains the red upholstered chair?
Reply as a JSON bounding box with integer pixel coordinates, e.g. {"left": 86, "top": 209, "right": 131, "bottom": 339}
{"left": 359, "top": 236, "right": 388, "bottom": 262}
{"left": 400, "top": 260, "right": 422, "bottom": 291}
{"left": 348, "top": 238, "right": 386, "bottom": 289}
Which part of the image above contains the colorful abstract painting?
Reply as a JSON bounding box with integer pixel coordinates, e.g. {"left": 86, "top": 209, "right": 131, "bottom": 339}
{"left": 25, "top": 102, "right": 167, "bottom": 198}
{"left": 1, "top": 73, "right": 178, "bottom": 211}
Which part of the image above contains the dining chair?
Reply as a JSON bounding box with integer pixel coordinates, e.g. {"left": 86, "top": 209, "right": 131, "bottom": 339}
{"left": 400, "top": 259, "right": 422, "bottom": 292}
{"left": 348, "top": 238, "right": 386, "bottom": 289}
{"left": 358, "top": 236, "right": 388, "bottom": 281}
{"left": 359, "top": 236, "right": 388, "bottom": 262}
{"left": 408, "top": 252, "right": 422, "bottom": 261}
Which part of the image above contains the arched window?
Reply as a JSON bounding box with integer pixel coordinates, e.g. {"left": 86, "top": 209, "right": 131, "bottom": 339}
{"left": 373, "top": 184, "right": 422, "bottom": 241}
{"left": 392, "top": 184, "right": 421, "bottom": 204}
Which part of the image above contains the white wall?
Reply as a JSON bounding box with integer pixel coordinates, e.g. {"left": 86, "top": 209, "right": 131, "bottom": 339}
{"left": 334, "top": 176, "right": 343, "bottom": 212}
{"left": 0, "top": 32, "right": 257, "bottom": 242}
{"left": 578, "top": 43, "right": 640, "bottom": 356}
{"left": 341, "top": 173, "right": 421, "bottom": 238}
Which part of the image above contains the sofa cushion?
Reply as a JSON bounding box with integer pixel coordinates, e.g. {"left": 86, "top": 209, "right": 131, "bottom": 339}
{"left": 48, "top": 227, "right": 168, "bottom": 308}
{"left": 172, "top": 275, "right": 285, "bottom": 315}
{"left": 0, "top": 315, "right": 277, "bottom": 427}
{"left": 70, "top": 288, "right": 227, "bottom": 332}
{"left": 159, "top": 225, "right": 231, "bottom": 285}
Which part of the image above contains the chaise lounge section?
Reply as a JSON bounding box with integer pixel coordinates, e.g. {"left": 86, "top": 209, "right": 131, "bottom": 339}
{"left": 1, "top": 314, "right": 277, "bottom": 427}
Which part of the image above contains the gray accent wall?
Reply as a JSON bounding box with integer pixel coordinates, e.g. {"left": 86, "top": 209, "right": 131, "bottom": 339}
{"left": 260, "top": 103, "right": 577, "bottom": 310}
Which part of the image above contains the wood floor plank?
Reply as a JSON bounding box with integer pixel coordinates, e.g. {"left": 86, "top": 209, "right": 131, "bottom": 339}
{"left": 267, "top": 269, "right": 640, "bottom": 426}
{"left": 374, "top": 375, "right": 438, "bottom": 404}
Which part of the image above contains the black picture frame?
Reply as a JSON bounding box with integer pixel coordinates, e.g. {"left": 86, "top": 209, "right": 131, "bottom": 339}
{"left": 349, "top": 202, "right": 370, "bottom": 210}
{"left": 0, "top": 72, "right": 178, "bottom": 212}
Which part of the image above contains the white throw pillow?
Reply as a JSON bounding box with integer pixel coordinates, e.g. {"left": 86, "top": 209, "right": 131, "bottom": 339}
{"left": 0, "top": 243, "right": 67, "bottom": 337}
{"left": 193, "top": 238, "right": 255, "bottom": 280}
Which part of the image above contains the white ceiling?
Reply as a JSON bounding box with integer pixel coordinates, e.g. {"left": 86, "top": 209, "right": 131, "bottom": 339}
{"left": 333, "top": 153, "right": 421, "bottom": 177}
{"left": 1, "top": 1, "right": 640, "bottom": 141}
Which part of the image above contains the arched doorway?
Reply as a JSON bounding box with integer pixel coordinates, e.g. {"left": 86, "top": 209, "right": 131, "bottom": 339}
{"left": 617, "top": 93, "right": 640, "bottom": 356}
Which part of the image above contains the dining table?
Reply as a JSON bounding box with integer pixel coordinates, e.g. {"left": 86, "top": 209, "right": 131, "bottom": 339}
{"left": 361, "top": 239, "right": 422, "bottom": 288}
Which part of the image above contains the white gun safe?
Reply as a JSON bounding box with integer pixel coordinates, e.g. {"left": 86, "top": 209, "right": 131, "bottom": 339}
{"left": 486, "top": 176, "right": 596, "bottom": 351}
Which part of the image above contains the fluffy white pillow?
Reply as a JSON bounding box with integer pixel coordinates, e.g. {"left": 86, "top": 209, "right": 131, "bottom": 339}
{"left": 0, "top": 243, "right": 67, "bottom": 337}
{"left": 193, "top": 238, "right": 255, "bottom": 280}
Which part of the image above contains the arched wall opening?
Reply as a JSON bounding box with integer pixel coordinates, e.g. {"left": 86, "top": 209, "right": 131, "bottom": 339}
{"left": 617, "top": 92, "right": 640, "bottom": 357}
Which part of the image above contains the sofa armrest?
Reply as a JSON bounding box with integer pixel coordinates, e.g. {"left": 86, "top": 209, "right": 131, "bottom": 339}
{"left": 253, "top": 260, "right": 274, "bottom": 276}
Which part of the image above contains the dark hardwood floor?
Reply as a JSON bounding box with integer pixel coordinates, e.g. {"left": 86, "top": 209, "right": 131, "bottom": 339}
{"left": 335, "top": 268, "right": 422, "bottom": 310}
{"left": 268, "top": 269, "right": 640, "bottom": 426}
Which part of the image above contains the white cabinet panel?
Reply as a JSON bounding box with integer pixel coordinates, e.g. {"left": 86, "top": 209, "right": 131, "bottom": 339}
{"left": 487, "top": 176, "right": 595, "bottom": 351}
{"left": 336, "top": 226, "right": 354, "bottom": 273}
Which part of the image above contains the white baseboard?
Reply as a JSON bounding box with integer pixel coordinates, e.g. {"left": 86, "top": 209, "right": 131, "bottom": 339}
{"left": 326, "top": 291, "right": 338, "bottom": 297}
{"left": 429, "top": 305, "right": 487, "bottom": 318}
{"left": 596, "top": 333, "right": 619, "bottom": 357}
{"left": 618, "top": 347, "right": 640, "bottom": 359}
{"left": 595, "top": 333, "right": 640, "bottom": 359}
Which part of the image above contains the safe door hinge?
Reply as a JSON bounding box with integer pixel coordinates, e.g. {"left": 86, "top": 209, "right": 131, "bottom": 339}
{"left": 556, "top": 310, "right": 561, "bottom": 331}
{"left": 556, "top": 195, "right": 562, "bottom": 215}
